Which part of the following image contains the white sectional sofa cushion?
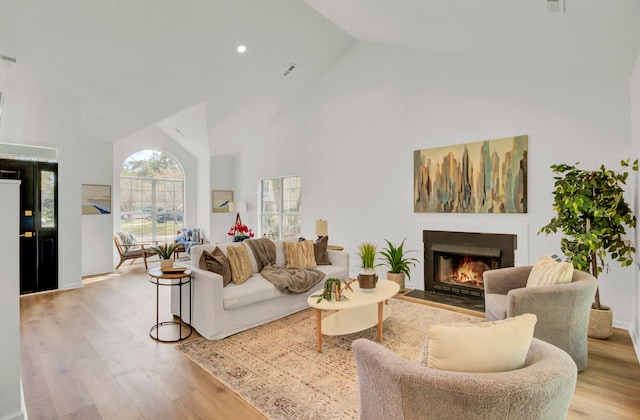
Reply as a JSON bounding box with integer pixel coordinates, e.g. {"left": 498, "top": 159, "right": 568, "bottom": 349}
{"left": 172, "top": 238, "right": 349, "bottom": 340}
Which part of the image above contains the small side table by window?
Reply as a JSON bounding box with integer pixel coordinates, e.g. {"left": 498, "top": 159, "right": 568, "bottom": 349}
{"left": 148, "top": 268, "right": 192, "bottom": 342}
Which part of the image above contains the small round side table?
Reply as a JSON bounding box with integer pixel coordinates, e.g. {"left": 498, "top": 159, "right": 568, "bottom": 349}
{"left": 148, "top": 268, "right": 192, "bottom": 342}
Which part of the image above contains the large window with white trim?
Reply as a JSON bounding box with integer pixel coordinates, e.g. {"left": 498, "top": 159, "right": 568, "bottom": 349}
{"left": 260, "top": 176, "right": 301, "bottom": 239}
{"left": 119, "top": 150, "right": 184, "bottom": 244}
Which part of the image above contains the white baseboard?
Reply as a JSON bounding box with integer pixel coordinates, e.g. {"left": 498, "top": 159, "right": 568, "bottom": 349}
{"left": 0, "top": 377, "right": 26, "bottom": 420}
{"left": 631, "top": 324, "right": 640, "bottom": 364}
{"left": 613, "top": 321, "right": 640, "bottom": 364}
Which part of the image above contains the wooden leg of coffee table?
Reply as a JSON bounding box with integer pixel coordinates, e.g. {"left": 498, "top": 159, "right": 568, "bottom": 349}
{"left": 377, "top": 301, "right": 383, "bottom": 342}
{"left": 315, "top": 308, "right": 322, "bottom": 352}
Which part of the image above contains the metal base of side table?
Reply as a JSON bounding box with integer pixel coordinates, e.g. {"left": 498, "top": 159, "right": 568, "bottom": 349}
{"left": 149, "top": 320, "right": 192, "bottom": 343}
{"left": 148, "top": 268, "right": 193, "bottom": 342}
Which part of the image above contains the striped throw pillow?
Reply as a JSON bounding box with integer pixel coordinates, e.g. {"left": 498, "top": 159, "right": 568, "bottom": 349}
{"left": 227, "top": 245, "right": 253, "bottom": 285}
{"left": 283, "top": 240, "right": 317, "bottom": 268}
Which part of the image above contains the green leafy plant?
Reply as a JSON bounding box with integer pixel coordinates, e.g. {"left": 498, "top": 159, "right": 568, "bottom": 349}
{"left": 380, "top": 238, "right": 419, "bottom": 279}
{"left": 359, "top": 242, "right": 378, "bottom": 268}
{"left": 311, "top": 278, "right": 344, "bottom": 303}
{"left": 538, "top": 159, "right": 638, "bottom": 310}
{"left": 150, "top": 242, "right": 179, "bottom": 259}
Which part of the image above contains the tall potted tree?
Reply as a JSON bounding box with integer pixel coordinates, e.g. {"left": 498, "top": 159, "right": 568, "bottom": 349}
{"left": 539, "top": 159, "right": 637, "bottom": 338}
{"left": 380, "top": 238, "right": 418, "bottom": 292}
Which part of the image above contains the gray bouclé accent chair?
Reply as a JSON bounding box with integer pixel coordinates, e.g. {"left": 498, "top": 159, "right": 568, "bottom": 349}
{"left": 483, "top": 266, "right": 598, "bottom": 371}
{"left": 352, "top": 337, "right": 577, "bottom": 420}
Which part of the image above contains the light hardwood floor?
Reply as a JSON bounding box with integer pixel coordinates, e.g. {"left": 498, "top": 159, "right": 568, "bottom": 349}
{"left": 20, "top": 263, "right": 640, "bottom": 419}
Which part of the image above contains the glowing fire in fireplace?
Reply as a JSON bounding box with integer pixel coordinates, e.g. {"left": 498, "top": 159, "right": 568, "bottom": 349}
{"left": 439, "top": 256, "right": 490, "bottom": 288}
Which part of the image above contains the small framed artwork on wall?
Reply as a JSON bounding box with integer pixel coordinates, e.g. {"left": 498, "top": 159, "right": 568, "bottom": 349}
{"left": 82, "top": 184, "right": 112, "bottom": 215}
{"left": 212, "top": 190, "right": 233, "bottom": 213}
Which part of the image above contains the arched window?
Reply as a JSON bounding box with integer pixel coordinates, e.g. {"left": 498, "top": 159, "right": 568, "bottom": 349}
{"left": 119, "top": 150, "right": 184, "bottom": 244}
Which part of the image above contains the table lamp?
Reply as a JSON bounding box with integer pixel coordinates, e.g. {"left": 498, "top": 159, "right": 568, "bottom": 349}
{"left": 315, "top": 219, "right": 328, "bottom": 238}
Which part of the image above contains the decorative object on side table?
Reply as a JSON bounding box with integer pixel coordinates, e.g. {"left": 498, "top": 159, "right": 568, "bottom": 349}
{"left": 228, "top": 212, "right": 254, "bottom": 242}
{"left": 380, "top": 238, "right": 418, "bottom": 293}
{"left": 311, "top": 278, "right": 349, "bottom": 303}
{"left": 358, "top": 242, "right": 378, "bottom": 292}
{"left": 342, "top": 278, "right": 356, "bottom": 292}
{"left": 150, "top": 242, "right": 179, "bottom": 269}
{"left": 538, "top": 159, "right": 638, "bottom": 339}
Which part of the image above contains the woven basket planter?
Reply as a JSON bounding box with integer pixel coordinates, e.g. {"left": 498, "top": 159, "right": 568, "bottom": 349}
{"left": 588, "top": 305, "right": 613, "bottom": 339}
{"left": 386, "top": 272, "right": 406, "bottom": 293}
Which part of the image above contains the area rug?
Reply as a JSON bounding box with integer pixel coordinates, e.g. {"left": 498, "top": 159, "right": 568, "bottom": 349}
{"left": 175, "top": 299, "right": 482, "bottom": 420}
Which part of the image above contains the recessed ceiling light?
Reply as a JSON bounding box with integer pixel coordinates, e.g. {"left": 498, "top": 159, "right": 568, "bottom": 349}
{"left": 236, "top": 45, "right": 247, "bottom": 54}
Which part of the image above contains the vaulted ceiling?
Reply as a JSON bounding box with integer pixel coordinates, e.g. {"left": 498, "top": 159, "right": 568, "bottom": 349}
{"left": 1, "top": 0, "right": 639, "bottom": 156}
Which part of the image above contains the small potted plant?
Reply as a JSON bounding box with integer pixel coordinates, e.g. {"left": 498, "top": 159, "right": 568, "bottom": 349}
{"left": 380, "top": 238, "right": 418, "bottom": 292}
{"left": 151, "top": 242, "right": 179, "bottom": 269}
{"left": 358, "top": 242, "right": 378, "bottom": 292}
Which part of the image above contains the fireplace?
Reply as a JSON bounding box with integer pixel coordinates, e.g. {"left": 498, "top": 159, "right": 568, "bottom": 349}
{"left": 423, "top": 230, "right": 516, "bottom": 299}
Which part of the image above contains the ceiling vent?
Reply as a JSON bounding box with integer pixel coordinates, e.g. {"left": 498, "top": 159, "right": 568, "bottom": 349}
{"left": 283, "top": 63, "right": 296, "bottom": 77}
{"left": 547, "top": 0, "right": 565, "bottom": 13}
{"left": 1, "top": 55, "right": 17, "bottom": 63}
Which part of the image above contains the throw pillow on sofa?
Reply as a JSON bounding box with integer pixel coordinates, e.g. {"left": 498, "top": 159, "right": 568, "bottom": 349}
{"left": 199, "top": 246, "right": 232, "bottom": 287}
{"left": 314, "top": 236, "right": 331, "bottom": 265}
{"left": 227, "top": 245, "right": 254, "bottom": 285}
{"left": 284, "top": 240, "right": 317, "bottom": 268}
{"left": 526, "top": 255, "right": 574, "bottom": 287}
{"left": 298, "top": 236, "right": 331, "bottom": 265}
{"left": 424, "top": 313, "right": 537, "bottom": 373}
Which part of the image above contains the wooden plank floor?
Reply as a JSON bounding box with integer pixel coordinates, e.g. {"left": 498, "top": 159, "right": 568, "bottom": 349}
{"left": 20, "top": 263, "right": 640, "bottom": 419}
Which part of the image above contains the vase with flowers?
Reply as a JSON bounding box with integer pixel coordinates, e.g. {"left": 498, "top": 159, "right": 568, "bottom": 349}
{"left": 228, "top": 213, "right": 254, "bottom": 242}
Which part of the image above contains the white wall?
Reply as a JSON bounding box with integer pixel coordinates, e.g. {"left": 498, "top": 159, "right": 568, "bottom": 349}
{"left": 210, "top": 155, "right": 237, "bottom": 244}
{"left": 236, "top": 42, "right": 636, "bottom": 326}
{"left": 0, "top": 181, "right": 24, "bottom": 420}
{"left": 630, "top": 51, "right": 640, "bottom": 356}
{"left": 81, "top": 142, "right": 115, "bottom": 275}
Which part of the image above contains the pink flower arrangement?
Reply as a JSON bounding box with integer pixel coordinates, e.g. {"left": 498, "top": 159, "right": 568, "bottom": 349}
{"left": 227, "top": 223, "right": 255, "bottom": 239}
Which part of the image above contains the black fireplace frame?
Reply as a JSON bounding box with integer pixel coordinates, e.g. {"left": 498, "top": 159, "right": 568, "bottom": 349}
{"left": 423, "top": 230, "right": 517, "bottom": 298}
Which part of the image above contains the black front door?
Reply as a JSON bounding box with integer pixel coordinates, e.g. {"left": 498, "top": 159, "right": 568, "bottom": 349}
{"left": 0, "top": 159, "right": 58, "bottom": 294}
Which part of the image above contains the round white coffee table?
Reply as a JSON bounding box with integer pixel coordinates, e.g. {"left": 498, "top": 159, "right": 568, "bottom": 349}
{"left": 307, "top": 279, "right": 400, "bottom": 352}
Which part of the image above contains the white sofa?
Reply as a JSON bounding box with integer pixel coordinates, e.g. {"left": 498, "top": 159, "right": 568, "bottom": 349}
{"left": 172, "top": 239, "right": 349, "bottom": 340}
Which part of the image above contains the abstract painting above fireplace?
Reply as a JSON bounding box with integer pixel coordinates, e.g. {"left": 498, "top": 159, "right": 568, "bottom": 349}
{"left": 423, "top": 230, "right": 517, "bottom": 299}
{"left": 413, "top": 135, "right": 528, "bottom": 213}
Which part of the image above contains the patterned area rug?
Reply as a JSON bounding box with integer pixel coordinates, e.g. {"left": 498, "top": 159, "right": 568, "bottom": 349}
{"left": 175, "top": 299, "right": 481, "bottom": 419}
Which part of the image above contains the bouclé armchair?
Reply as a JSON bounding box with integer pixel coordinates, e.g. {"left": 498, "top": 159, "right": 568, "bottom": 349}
{"left": 352, "top": 337, "right": 577, "bottom": 420}
{"left": 483, "top": 266, "right": 597, "bottom": 371}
